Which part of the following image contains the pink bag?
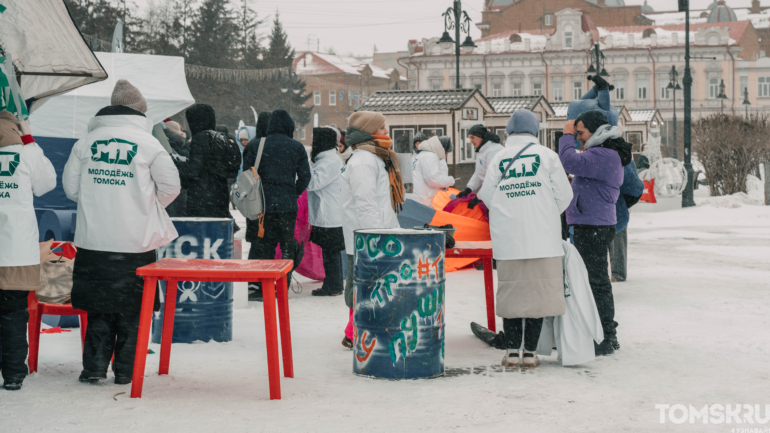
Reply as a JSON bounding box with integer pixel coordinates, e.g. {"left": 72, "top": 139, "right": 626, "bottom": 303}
{"left": 275, "top": 192, "right": 326, "bottom": 281}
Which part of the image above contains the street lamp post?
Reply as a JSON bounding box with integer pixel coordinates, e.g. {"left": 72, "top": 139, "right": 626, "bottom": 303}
{"left": 717, "top": 79, "right": 728, "bottom": 113}
{"left": 681, "top": 0, "right": 696, "bottom": 208}
{"left": 439, "top": 0, "right": 477, "bottom": 89}
{"left": 667, "top": 66, "right": 682, "bottom": 160}
{"left": 586, "top": 43, "right": 611, "bottom": 78}
{"left": 742, "top": 87, "right": 751, "bottom": 118}
{"left": 281, "top": 68, "right": 301, "bottom": 120}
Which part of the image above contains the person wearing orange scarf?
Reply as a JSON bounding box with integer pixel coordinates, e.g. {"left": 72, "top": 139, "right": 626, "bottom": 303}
{"left": 339, "top": 111, "right": 403, "bottom": 348}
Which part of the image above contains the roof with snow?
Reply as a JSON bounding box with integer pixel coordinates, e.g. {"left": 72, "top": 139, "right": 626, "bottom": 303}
{"left": 646, "top": 7, "right": 770, "bottom": 29}
{"left": 358, "top": 89, "right": 492, "bottom": 113}
{"left": 550, "top": 102, "right": 570, "bottom": 118}
{"left": 487, "top": 95, "right": 548, "bottom": 114}
{"left": 293, "top": 51, "right": 395, "bottom": 80}
{"left": 628, "top": 109, "right": 659, "bottom": 123}
{"left": 487, "top": 0, "right": 626, "bottom": 11}
{"left": 709, "top": 1, "right": 738, "bottom": 23}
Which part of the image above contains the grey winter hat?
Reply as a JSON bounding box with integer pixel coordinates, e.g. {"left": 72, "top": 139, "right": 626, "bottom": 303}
{"left": 438, "top": 136, "right": 453, "bottom": 153}
{"left": 506, "top": 109, "right": 539, "bottom": 138}
{"left": 111, "top": 79, "right": 148, "bottom": 113}
{"left": 413, "top": 132, "right": 428, "bottom": 145}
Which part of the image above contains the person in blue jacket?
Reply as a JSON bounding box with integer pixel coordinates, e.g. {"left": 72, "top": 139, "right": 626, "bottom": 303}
{"left": 609, "top": 162, "right": 645, "bottom": 284}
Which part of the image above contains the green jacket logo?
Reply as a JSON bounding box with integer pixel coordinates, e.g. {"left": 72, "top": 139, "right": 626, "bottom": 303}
{"left": 499, "top": 154, "right": 540, "bottom": 179}
{"left": 90, "top": 139, "right": 137, "bottom": 165}
{"left": 0, "top": 152, "right": 19, "bottom": 177}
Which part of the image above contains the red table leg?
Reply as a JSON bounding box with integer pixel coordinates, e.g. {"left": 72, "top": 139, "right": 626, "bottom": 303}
{"left": 159, "top": 279, "right": 178, "bottom": 375}
{"left": 482, "top": 257, "right": 496, "bottom": 333}
{"left": 261, "top": 278, "right": 281, "bottom": 400}
{"left": 131, "top": 277, "right": 158, "bottom": 398}
{"left": 275, "top": 274, "right": 294, "bottom": 378}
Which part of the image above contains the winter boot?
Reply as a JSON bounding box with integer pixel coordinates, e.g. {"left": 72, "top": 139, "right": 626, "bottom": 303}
{"left": 594, "top": 339, "right": 616, "bottom": 356}
{"left": 341, "top": 336, "right": 353, "bottom": 350}
{"left": 610, "top": 335, "right": 620, "bottom": 351}
{"left": 522, "top": 351, "right": 540, "bottom": 370}
{"left": 248, "top": 283, "right": 263, "bottom": 302}
{"left": 312, "top": 286, "right": 342, "bottom": 297}
{"left": 501, "top": 350, "right": 520, "bottom": 369}
{"left": 78, "top": 371, "right": 107, "bottom": 384}
{"left": 3, "top": 378, "right": 23, "bottom": 391}
{"left": 114, "top": 376, "right": 132, "bottom": 385}
{"left": 471, "top": 322, "right": 507, "bottom": 350}
{"left": 589, "top": 74, "right": 615, "bottom": 92}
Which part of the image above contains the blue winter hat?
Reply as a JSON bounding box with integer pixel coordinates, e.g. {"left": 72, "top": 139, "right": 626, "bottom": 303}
{"left": 506, "top": 109, "right": 539, "bottom": 138}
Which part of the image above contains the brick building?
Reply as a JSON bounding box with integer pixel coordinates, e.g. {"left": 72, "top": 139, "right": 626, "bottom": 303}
{"left": 478, "top": 0, "right": 651, "bottom": 37}
{"left": 292, "top": 52, "right": 404, "bottom": 146}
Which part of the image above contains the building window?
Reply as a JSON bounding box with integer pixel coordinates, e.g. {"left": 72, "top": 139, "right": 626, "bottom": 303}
{"left": 431, "top": 83, "right": 441, "bottom": 90}
{"left": 473, "top": 83, "right": 482, "bottom": 90}
{"left": 391, "top": 128, "right": 415, "bottom": 153}
{"left": 314, "top": 91, "right": 321, "bottom": 106}
{"left": 615, "top": 81, "right": 626, "bottom": 100}
{"left": 564, "top": 32, "right": 573, "bottom": 49}
{"left": 492, "top": 83, "right": 503, "bottom": 97}
{"left": 329, "top": 91, "right": 336, "bottom": 106}
{"left": 637, "top": 80, "right": 648, "bottom": 100}
{"left": 759, "top": 77, "right": 770, "bottom": 97}
{"left": 495, "top": 128, "right": 508, "bottom": 143}
{"left": 459, "top": 128, "right": 477, "bottom": 163}
{"left": 544, "top": 14, "right": 553, "bottom": 26}
{"left": 572, "top": 81, "right": 583, "bottom": 100}
{"left": 553, "top": 81, "right": 564, "bottom": 101}
{"left": 708, "top": 78, "right": 720, "bottom": 99}
{"left": 296, "top": 127, "right": 306, "bottom": 140}
{"left": 512, "top": 82, "right": 522, "bottom": 96}
{"left": 660, "top": 84, "right": 670, "bottom": 99}
{"left": 740, "top": 76, "right": 748, "bottom": 98}
{"left": 421, "top": 127, "right": 445, "bottom": 139}
{"left": 533, "top": 82, "right": 542, "bottom": 96}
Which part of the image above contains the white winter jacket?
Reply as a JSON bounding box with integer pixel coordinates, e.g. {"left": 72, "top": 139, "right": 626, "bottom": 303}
{"left": 0, "top": 142, "right": 57, "bottom": 267}
{"left": 63, "top": 112, "right": 181, "bottom": 253}
{"left": 466, "top": 140, "right": 503, "bottom": 193}
{"left": 479, "top": 134, "right": 573, "bottom": 261}
{"left": 341, "top": 148, "right": 400, "bottom": 253}
{"left": 412, "top": 137, "right": 454, "bottom": 206}
{"left": 307, "top": 149, "right": 343, "bottom": 228}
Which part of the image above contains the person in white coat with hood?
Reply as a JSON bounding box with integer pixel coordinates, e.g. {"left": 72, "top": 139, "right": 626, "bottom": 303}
{"left": 63, "top": 80, "right": 180, "bottom": 385}
{"left": 412, "top": 135, "right": 455, "bottom": 206}
{"left": 478, "top": 109, "right": 573, "bottom": 370}
{"left": 457, "top": 125, "right": 504, "bottom": 207}
{"left": 340, "top": 111, "right": 403, "bottom": 348}
{"left": 308, "top": 127, "right": 346, "bottom": 297}
{"left": 0, "top": 111, "right": 57, "bottom": 390}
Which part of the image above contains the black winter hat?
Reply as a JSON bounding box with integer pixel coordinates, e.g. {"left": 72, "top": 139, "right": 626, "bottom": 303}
{"left": 575, "top": 110, "right": 609, "bottom": 134}
{"left": 484, "top": 131, "right": 501, "bottom": 144}
{"left": 311, "top": 127, "right": 338, "bottom": 162}
{"left": 468, "top": 124, "right": 488, "bottom": 139}
{"left": 186, "top": 104, "right": 216, "bottom": 137}
{"left": 439, "top": 136, "right": 453, "bottom": 153}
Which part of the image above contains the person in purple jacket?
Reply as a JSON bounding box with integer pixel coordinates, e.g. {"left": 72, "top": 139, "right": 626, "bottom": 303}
{"left": 559, "top": 110, "right": 632, "bottom": 356}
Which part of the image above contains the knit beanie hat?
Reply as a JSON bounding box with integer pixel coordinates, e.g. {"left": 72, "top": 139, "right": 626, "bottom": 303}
{"left": 111, "top": 79, "right": 148, "bottom": 113}
{"left": 311, "top": 127, "right": 339, "bottom": 162}
{"left": 506, "top": 109, "right": 540, "bottom": 138}
{"left": 165, "top": 120, "right": 183, "bottom": 134}
{"left": 468, "top": 124, "right": 487, "bottom": 139}
{"left": 238, "top": 128, "right": 250, "bottom": 140}
{"left": 348, "top": 111, "right": 386, "bottom": 135}
{"left": 413, "top": 132, "right": 428, "bottom": 145}
{"left": 575, "top": 110, "right": 609, "bottom": 133}
{"left": 438, "top": 136, "right": 453, "bottom": 153}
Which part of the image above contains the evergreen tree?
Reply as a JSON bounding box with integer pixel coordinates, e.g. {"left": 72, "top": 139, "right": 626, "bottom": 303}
{"left": 236, "top": 0, "right": 265, "bottom": 68}
{"left": 263, "top": 12, "right": 294, "bottom": 69}
{"left": 187, "top": 0, "right": 238, "bottom": 68}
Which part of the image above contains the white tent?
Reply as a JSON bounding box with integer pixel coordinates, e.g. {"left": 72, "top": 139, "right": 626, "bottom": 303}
{"left": 0, "top": 0, "right": 108, "bottom": 112}
{"left": 30, "top": 52, "right": 195, "bottom": 138}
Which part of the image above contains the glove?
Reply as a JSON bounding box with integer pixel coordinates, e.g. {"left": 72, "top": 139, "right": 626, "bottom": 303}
{"left": 456, "top": 187, "right": 472, "bottom": 199}
{"left": 18, "top": 120, "right": 35, "bottom": 144}
{"left": 467, "top": 197, "right": 481, "bottom": 209}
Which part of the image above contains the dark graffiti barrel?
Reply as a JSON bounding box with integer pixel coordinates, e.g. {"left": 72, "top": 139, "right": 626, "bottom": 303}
{"left": 152, "top": 218, "right": 234, "bottom": 344}
{"left": 352, "top": 229, "right": 446, "bottom": 380}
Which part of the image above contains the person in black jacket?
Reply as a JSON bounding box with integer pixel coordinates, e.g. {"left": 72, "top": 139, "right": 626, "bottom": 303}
{"left": 249, "top": 110, "right": 311, "bottom": 300}
{"left": 181, "top": 104, "right": 241, "bottom": 228}
{"left": 163, "top": 120, "right": 190, "bottom": 217}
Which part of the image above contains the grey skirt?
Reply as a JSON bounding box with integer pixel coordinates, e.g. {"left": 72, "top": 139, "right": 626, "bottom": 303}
{"left": 495, "top": 256, "right": 565, "bottom": 319}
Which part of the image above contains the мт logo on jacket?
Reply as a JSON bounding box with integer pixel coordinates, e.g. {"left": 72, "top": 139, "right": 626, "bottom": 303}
{"left": 91, "top": 139, "right": 138, "bottom": 165}
{"left": 0, "top": 151, "right": 20, "bottom": 177}
{"left": 499, "top": 154, "right": 541, "bottom": 179}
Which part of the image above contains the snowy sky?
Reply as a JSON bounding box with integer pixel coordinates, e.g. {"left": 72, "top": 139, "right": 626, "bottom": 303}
{"left": 126, "top": 0, "right": 760, "bottom": 57}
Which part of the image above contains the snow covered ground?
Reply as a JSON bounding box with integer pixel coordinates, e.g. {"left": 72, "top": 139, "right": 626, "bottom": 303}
{"left": 2, "top": 197, "right": 769, "bottom": 432}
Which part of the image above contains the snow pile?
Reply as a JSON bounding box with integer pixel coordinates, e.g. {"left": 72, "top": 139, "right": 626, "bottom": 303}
{"left": 696, "top": 192, "right": 764, "bottom": 208}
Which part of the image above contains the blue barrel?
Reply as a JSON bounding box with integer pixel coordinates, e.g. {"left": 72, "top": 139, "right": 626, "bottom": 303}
{"left": 352, "top": 229, "right": 446, "bottom": 380}
{"left": 152, "top": 218, "right": 234, "bottom": 344}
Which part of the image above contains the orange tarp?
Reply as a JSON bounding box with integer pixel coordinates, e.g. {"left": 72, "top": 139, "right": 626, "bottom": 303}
{"left": 430, "top": 189, "right": 491, "bottom": 271}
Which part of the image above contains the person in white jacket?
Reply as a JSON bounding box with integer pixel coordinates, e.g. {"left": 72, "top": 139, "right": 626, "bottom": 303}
{"left": 307, "top": 127, "right": 346, "bottom": 297}
{"left": 411, "top": 136, "right": 455, "bottom": 206}
{"left": 478, "top": 109, "right": 573, "bottom": 370}
{"left": 62, "top": 80, "right": 180, "bottom": 385}
{"left": 340, "top": 111, "right": 402, "bottom": 349}
{"left": 457, "top": 124, "right": 504, "bottom": 207}
{"left": 0, "top": 111, "right": 56, "bottom": 390}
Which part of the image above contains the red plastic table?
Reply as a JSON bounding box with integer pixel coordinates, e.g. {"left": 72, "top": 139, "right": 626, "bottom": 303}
{"left": 447, "top": 241, "right": 496, "bottom": 332}
{"left": 132, "top": 258, "right": 294, "bottom": 400}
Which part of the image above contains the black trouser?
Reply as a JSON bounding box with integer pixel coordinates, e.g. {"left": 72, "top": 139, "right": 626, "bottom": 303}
{"left": 321, "top": 248, "right": 343, "bottom": 293}
{"left": 572, "top": 224, "right": 617, "bottom": 338}
{"left": 0, "top": 290, "right": 29, "bottom": 382}
{"left": 82, "top": 312, "right": 140, "bottom": 379}
{"left": 503, "top": 318, "right": 543, "bottom": 351}
{"left": 252, "top": 212, "right": 298, "bottom": 285}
